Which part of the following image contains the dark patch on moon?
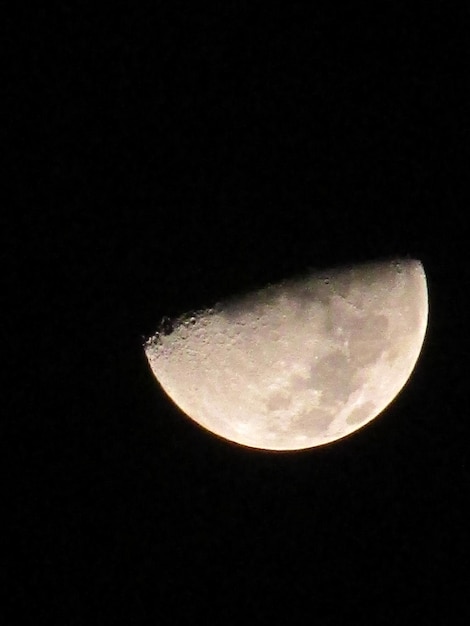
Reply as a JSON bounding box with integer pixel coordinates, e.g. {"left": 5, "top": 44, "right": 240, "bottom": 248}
{"left": 265, "top": 391, "right": 292, "bottom": 411}
{"left": 289, "top": 372, "right": 312, "bottom": 392}
{"left": 346, "top": 401, "right": 376, "bottom": 425}
{"left": 310, "top": 351, "right": 362, "bottom": 404}
{"left": 347, "top": 314, "right": 389, "bottom": 366}
{"left": 293, "top": 407, "right": 335, "bottom": 436}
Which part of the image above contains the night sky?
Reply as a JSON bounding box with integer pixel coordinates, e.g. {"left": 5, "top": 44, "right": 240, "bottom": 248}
{"left": 6, "top": 3, "right": 469, "bottom": 624}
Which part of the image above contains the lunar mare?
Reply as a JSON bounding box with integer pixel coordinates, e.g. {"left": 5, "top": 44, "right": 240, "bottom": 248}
{"left": 144, "top": 259, "right": 428, "bottom": 450}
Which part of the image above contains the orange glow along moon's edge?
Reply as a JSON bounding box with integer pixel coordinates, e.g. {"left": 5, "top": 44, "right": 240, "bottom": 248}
{"left": 144, "top": 259, "right": 428, "bottom": 451}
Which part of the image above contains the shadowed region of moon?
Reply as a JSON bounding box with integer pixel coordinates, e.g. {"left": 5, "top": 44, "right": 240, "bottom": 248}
{"left": 144, "top": 259, "right": 428, "bottom": 451}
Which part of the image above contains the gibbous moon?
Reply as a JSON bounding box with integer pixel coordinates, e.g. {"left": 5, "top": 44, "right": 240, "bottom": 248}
{"left": 144, "top": 259, "right": 428, "bottom": 451}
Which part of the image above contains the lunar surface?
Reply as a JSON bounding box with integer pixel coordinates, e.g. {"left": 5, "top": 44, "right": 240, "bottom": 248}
{"left": 144, "top": 259, "right": 428, "bottom": 450}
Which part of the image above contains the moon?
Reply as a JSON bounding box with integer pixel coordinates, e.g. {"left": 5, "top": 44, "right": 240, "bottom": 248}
{"left": 144, "top": 259, "right": 428, "bottom": 451}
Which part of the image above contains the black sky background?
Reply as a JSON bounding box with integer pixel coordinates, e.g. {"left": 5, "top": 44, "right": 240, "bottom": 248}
{"left": 5, "top": 3, "right": 470, "bottom": 624}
